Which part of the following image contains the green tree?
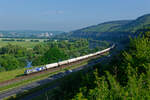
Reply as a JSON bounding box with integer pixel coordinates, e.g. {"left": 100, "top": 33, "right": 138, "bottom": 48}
{"left": 43, "top": 47, "right": 68, "bottom": 64}
{"left": 0, "top": 54, "right": 20, "bottom": 70}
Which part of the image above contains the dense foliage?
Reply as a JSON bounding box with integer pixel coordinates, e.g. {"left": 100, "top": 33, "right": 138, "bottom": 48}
{"left": 44, "top": 29, "right": 150, "bottom": 100}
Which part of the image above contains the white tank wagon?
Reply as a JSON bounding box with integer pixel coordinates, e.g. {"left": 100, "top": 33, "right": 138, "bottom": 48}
{"left": 95, "top": 52, "right": 100, "bottom": 56}
{"left": 24, "top": 44, "right": 115, "bottom": 75}
{"left": 58, "top": 60, "right": 69, "bottom": 66}
{"left": 99, "top": 49, "right": 109, "bottom": 54}
{"left": 76, "top": 56, "right": 85, "bottom": 61}
{"left": 96, "top": 47, "right": 111, "bottom": 55}
{"left": 82, "top": 55, "right": 89, "bottom": 59}
{"left": 46, "top": 63, "right": 58, "bottom": 69}
{"left": 68, "top": 58, "right": 78, "bottom": 63}
{"left": 91, "top": 52, "right": 98, "bottom": 56}
{"left": 87, "top": 54, "right": 94, "bottom": 58}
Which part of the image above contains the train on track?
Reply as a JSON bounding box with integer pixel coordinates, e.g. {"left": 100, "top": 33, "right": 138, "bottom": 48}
{"left": 24, "top": 44, "right": 115, "bottom": 75}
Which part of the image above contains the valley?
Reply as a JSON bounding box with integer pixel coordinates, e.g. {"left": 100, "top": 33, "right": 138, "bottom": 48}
{"left": 0, "top": 1, "right": 150, "bottom": 99}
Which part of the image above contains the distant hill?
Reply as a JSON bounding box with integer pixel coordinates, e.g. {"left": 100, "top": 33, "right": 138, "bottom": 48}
{"left": 67, "top": 14, "right": 150, "bottom": 41}
{"left": 117, "top": 14, "right": 150, "bottom": 32}
{"left": 74, "top": 20, "right": 132, "bottom": 33}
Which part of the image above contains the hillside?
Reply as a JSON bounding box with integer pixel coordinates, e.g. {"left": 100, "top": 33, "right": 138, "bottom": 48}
{"left": 68, "top": 14, "right": 150, "bottom": 41}
{"left": 76, "top": 20, "right": 132, "bottom": 33}
{"left": 118, "top": 14, "right": 150, "bottom": 32}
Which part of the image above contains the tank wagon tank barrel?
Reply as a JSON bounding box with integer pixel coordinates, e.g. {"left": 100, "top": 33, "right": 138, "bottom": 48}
{"left": 24, "top": 44, "right": 115, "bottom": 75}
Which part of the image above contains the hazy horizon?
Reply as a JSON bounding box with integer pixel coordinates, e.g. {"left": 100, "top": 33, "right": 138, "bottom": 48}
{"left": 0, "top": 0, "right": 150, "bottom": 31}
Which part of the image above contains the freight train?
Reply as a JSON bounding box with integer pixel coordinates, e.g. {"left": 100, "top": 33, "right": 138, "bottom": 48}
{"left": 24, "top": 44, "right": 115, "bottom": 75}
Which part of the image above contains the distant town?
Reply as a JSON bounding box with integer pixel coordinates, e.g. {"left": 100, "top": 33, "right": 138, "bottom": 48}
{"left": 0, "top": 30, "right": 63, "bottom": 38}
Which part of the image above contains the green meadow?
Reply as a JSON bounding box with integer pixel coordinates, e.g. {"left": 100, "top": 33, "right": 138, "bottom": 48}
{"left": 0, "top": 38, "right": 48, "bottom": 48}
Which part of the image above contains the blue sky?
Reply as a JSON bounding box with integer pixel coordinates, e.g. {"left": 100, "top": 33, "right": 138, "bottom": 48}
{"left": 0, "top": 0, "right": 149, "bottom": 31}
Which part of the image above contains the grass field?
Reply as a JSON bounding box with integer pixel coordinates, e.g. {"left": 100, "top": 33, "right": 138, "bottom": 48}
{"left": 0, "top": 41, "right": 44, "bottom": 48}
{"left": 0, "top": 38, "right": 48, "bottom": 48}
{"left": 0, "top": 68, "right": 26, "bottom": 83}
